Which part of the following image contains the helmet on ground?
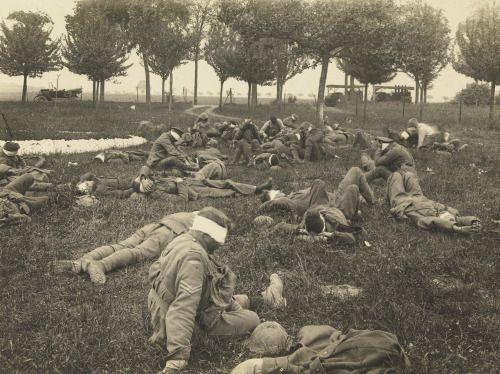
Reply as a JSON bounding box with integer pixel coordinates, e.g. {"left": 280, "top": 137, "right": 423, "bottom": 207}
{"left": 253, "top": 215, "right": 274, "bottom": 226}
{"left": 244, "top": 321, "right": 290, "bottom": 355}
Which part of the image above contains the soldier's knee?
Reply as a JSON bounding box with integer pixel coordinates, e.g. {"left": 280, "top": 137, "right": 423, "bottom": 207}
{"left": 350, "top": 166, "right": 363, "bottom": 177}
{"left": 241, "top": 310, "right": 260, "bottom": 332}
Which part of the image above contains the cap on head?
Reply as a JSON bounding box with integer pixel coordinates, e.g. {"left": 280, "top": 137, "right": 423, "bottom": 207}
{"left": 198, "top": 112, "right": 209, "bottom": 121}
{"left": 3, "top": 141, "right": 20, "bottom": 156}
{"left": 244, "top": 321, "right": 289, "bottom": 355}
{"left": 304, "top": 210, "right": 326, "bottom": 234}
{"left": 243, "top": 118, "right": 252, "bottom": 126}
{"left": 270, "top": 115, "right": 277, "bottom": 122}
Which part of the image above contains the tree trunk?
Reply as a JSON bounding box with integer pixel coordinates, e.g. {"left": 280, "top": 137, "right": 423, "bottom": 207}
{"left": 316, "top": 55, "right": 330, "bottom": 125}
{"left": 219, "top": 79, "right": 224, "bottom": 110}
{"left": 415, "top": 79, "right": 419, "bottom": 105}
{"left": 169, "top": 70, "right": 173, "bottom": 113}
{"left": 95, "top": 80, "right": 100, "bottom": 107}
{"left": 363, "top": 83, "right": 368, "bottom": 124}
{"left": 194, "top": 50, "right": 199, "bottom": 105}
{"left": 419, "top": 82, "right": 425, "bottom": 120}
{"left": 423, "top": 85, "right": 427, "bottom": 104}
{"left": 276, "top": 78, "right": 283, "bottom": 105}
{"left": 161, "top": 78, "right": 166, "bottom": 104}
{"left": 100, "top": 80, "right": 105, "bottom": 102}
{"left": 92, "top": 80, "right": 96, "bottom": 104}
{"left": 349, "top": 75, "right": 355, "bottom": 101}
{"left": 344, "top": 73, "right": 348, "bottom": 97}
{"left": 247, "top": 81, "right": 251, "bottom": 110}
{"left": 489, "top": 80, "right": 496, "bottom": 126}
{"left": 251, "top": 82, "right": 258, "bottom": 109}
{"left": 22, "top": 74, "right": 28, "bottom": 104}
{"left": 143, "top": 55, "right": 151, "bottom": 106}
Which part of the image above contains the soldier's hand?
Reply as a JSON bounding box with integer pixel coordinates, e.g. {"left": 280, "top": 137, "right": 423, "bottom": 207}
{"left": 231, "top": 358, "right": 264, "bottom": 374}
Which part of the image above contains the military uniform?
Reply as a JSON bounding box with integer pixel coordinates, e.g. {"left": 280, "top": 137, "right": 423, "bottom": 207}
{"left": 388, "top": 171, "right": 479, "bottom": 232}
{"left": 232, "top": 325, "right": 410, "bottom": 373}
{"left": 71, "top": 212, "right": 196, "bottom": 276}
{"left": 146, "top": 132, "right": 193, "bottom": 172}
{"left": 232, "top": 122, "right": 262, "bottom": 165}
{"left": 260, "top": 167, "right": 374, "bottom": 217}
{"left": 148, "top": 232, "right": 260, "bottom": 361}
{"left": 0, "top": 174, "right": 48, "bottom": 227}
{"left": 365, "top": 143, "right": 416, "bottom": 182}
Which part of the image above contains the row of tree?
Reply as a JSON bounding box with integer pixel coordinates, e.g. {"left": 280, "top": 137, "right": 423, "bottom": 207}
{"left": 0, "top": 0, "right": 499, "bottom": 125}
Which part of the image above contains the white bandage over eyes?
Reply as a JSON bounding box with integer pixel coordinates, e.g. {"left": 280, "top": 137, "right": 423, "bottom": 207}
{"left": 170, "top": 131, "right": 181, "bottom": 141}
{"left": 191, "top": 215, "right": 228, "bottom": 244}
{"left": 319, "top": 213, "right": 326, "bottom": 233}
{"left": 295, "top": 134, "right": 301, "bottom": 141}
{"left": 400, "top": 131, "right": 410, "bottom": 140}
{"left": 381, "top": 142, "right": 390, "bottom": 151}
{"left": 268, "top": 190, "right": 282, "bottom": 201}
{"left": 3, "top": 149, "right": 17, "bottom": 156}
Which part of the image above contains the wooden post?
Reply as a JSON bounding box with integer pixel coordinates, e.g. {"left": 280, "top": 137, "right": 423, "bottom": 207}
{"left": 355, "top": 90, "right": 359, "bottom": 117}
{"left": 136, "top": 87, "right": 139, "bottom": 103}
{"left": 458, "top": 95, "right": 463, "bottom": 125}
{"left": 1, "top": 113, "right": 14, "bottom": 140}
{"left": 402, "top": 94, "right": 406, "bottom": 118}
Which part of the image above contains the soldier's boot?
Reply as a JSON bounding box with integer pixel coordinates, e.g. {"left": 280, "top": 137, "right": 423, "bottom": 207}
{"left": 255, "top": 178, "right": 273, "bottom": 194}
{"left": 261, "top": 273, "right": 286, "bottom": 309}
{"left": 86, "top": 261, "right": 107, "bottom": 284}
{"left": 50, "top": 260, "right": 83, "bottom": 274}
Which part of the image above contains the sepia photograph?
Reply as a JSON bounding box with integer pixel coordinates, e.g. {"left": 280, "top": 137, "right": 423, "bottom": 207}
{"left": 0, "top": 0, "right": 498, "bottom": 372}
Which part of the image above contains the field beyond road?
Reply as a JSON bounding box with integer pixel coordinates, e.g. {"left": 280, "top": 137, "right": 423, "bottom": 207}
{"left": 0, "top": 101, "right": 499, "bottom": 373}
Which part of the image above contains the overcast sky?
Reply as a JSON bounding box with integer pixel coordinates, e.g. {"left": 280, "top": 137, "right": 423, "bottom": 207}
{"left": 0, "top": 0, "right": 478, "bottom": 102}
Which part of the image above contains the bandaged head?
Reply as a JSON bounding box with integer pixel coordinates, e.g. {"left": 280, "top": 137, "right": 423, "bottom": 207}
{"left": 76, "top": 180, "right": 95, "bottom": 195}
{"left": 194, "top": 207, "right": 232, "bottom": 244}
{"left": 304, "top": 210, "right": 326, "bottom": 234}
{"left": 3, "top": 141, "right": 20, "bottom": 156}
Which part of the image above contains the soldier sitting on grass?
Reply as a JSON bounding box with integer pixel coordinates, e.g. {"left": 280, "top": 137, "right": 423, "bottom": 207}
{"left": 0, "top": 141, "right": 53, "bottom": 190}
{"left": 146, "top": 128, "right": 199, "bottom": 176}
{"left": 147, "top": 207, "right": 286, "bottom": 373}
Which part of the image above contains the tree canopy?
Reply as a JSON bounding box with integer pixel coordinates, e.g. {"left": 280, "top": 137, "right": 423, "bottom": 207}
{"left": 454, "top": 2, "right": 500, "bottom": 124}
{"left": 63, "top": 0, "right": 131, "bottom": 102}
{"left": 0, "top": 11, "right": 61, "bottom": 102}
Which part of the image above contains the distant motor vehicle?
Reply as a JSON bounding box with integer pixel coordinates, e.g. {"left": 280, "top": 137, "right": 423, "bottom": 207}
{"left": 374, "top": 85, "right": 412, "bottom": 103}
{"left": 33, "top": 88, "right": 82, "bottom": 102}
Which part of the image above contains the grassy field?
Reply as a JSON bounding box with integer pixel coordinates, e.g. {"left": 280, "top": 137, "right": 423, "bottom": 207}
{"left": 1, "top": 102, "right": 499, "bottom": 373}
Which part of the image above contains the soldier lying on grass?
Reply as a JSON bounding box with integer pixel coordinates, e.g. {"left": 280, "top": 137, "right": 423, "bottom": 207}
{"left": 231, "top": 325, "right": 410, "bottom": 374}
{"left": 0, "top": 174, "right": 49, "bottom": 227}
{"left": 388, "top": 170, "right": 481, "bottom": 234}
{"left": 259, "top": 167, "right": 375, "bottom": 218}
{"left": 52, "top": 207, "right": 221, "bottom": 284}
{"left": 75, "top": 161, "right": 272, "bottom": 202}
{"left": 147, "top": 208, "right": 286, "bottom": 373}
